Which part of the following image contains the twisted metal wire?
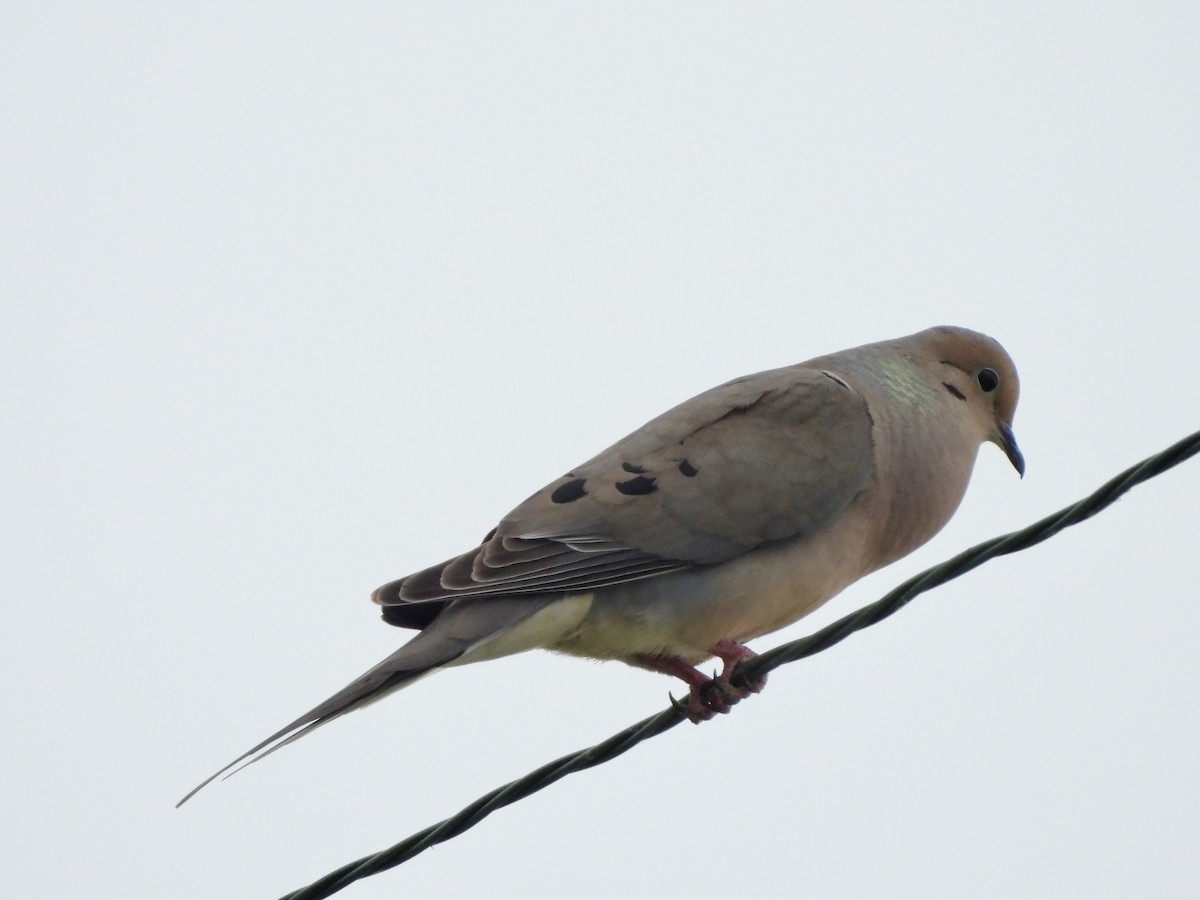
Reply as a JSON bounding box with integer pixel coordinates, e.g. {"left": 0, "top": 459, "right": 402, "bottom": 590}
{"left": 280, "top": 428, "right": 1200, "bottom": 900}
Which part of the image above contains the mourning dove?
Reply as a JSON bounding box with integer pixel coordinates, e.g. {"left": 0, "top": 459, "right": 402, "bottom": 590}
{"left": 179, "top": 325, "right": 1022, "bottom": 805}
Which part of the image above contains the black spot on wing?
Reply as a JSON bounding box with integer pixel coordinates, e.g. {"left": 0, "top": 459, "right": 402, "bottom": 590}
{"left": 551, "top": 478, "right": 588, "bottom": 503}
{"left": 678, "top": 459, "right": 698, "bottom": 477}
{"left": 621, "top": 462, "right": 646, "bottom": 474}
{"left": 615, "top": 475, "right": 657, "bottom": 495}
{"left": 942, "top": 382, "right": 966, "bottom": 401}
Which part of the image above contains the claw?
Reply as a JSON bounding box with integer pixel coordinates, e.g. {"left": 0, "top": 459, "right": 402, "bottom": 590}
{"left": 634, "top": 638, "right": 769, "bottom": 723}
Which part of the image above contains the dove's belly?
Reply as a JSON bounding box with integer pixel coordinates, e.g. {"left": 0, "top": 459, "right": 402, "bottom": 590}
{"left": 547, "top": 524, "right": 875, "bottom": 665}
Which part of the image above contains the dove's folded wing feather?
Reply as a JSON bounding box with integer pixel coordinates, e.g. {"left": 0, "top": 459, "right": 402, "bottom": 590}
{"left": 378, "top": 366, "right": 875, "bottom": 610}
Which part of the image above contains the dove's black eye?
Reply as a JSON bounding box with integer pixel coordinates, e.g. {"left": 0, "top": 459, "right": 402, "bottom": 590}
{"left": 976, "top": 367, "right": 1000, "bottom": 393}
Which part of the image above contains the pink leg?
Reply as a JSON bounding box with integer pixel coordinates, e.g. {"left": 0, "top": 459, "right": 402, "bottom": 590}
{"left": 633, "top": 639, "right": 768, "bottom": 723}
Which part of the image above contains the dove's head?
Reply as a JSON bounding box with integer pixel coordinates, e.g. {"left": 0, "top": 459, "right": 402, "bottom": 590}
{"left": 920, "top": 326, "right": 1024, "bottom": 477}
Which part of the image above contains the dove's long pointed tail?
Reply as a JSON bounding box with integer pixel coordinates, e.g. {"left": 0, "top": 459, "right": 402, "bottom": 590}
{"left": 177, "top": 596, "right": 558, "bottom": 807}
{"left": 176, "top": 642, "right": 450, "bottom": 807}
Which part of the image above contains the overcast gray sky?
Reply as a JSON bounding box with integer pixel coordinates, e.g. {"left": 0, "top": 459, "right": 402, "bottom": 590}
{"left": 3, "top": 3, "right": 1199, "bottom": 898}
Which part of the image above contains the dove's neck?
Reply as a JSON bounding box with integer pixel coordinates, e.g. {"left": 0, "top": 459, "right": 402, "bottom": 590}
{"left": 821, "top": 349, "right": 983, "bottom": 572}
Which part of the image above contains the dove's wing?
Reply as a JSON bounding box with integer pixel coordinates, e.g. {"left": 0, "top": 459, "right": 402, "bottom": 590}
{"left": 376, "top": 364, "right": 875, "bottom": 616}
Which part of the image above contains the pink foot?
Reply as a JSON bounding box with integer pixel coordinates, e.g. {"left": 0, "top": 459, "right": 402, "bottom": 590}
{"left": 708, "top": 638, "right": 768, "bottom": 694}
{"left": 633, "top": 639, "right": 768, "bottom": 723}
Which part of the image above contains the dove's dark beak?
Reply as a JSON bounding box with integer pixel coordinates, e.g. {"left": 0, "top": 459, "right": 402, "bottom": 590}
{"left": 996, "top": 419, "right": 1025, "bottom": 477}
